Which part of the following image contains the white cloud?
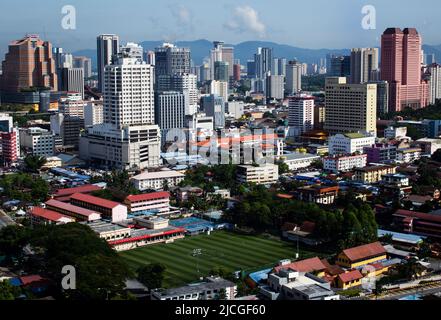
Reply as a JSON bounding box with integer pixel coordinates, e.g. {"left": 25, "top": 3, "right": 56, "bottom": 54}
{"left": 170, "top": 5, "right": 192, "bottom": 27}
{"left": 225, "top": 6, "right": 266, "bottom": 38}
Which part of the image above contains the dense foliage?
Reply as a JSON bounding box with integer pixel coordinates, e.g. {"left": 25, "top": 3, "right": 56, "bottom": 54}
{"left": 0, "top": 173, "right": 49, "bottom": 203}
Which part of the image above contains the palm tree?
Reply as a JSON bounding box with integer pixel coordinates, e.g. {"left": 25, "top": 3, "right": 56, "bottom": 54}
{"left": 24, "top": 155, "right": 47, "bottom": 173}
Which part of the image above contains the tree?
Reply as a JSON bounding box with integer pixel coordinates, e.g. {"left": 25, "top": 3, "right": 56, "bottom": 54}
{"left": 277, "top": 161, "right": 290, "bottom": 175}
{"left": 0, "top": 225, "right": 30, "bottom": 256}
{"left": 217, "top": 288, "right": 227, "bottom": 300}
{"left": 137, "top": 263, "right": 166, "bottom": 290}
{"left": 0, "top": 280, "right": 21, "bottom": 300}
{"left": 24, "top": 155, "right": 47, "bottom": 173}
{"left": 432, "top": 149, "right": 441, "bottom": 163}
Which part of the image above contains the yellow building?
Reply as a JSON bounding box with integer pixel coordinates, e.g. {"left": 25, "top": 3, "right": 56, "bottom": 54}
{"left": 354, "top": 165, "right": 397, "bottom": 184}
{"left": 336, "top": 242, "right": 387, "bottom": 269}
{"left": 335, "top": 270, "right": 364, "bottom": 290}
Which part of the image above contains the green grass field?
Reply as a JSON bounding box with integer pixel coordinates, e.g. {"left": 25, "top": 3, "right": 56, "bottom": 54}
{"left": 120, "top": 231, "right": 320, "bottom": 288}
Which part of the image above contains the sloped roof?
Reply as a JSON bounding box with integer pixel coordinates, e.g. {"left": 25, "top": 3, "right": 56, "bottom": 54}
{"left": 338, "top": 270, "right": 363, "bottom": 283}
{"left": 274, "top": 257, "right": 326, "bottom": 273}
{"left": 342, "top": 242, "right": 386, "bottom": 262}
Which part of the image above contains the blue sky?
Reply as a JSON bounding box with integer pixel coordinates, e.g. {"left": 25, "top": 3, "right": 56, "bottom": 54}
{"left": 0, "top": 0, "right": 440, "bottom": 56}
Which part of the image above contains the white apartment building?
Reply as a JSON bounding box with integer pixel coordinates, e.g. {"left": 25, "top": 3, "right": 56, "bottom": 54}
{"left": 132, "top": 169, "right": 185, "bottom": 191}
{"left": 285, "top": 60, "right": 302, "bottom": 95}
{"left": 84, "top": 101, "right": 104, "bottom": 127}
{"left": 236, "top": 164, "right": 279, "bottom": 185}
{"left": 19, "top": 127, "right": 54, "bottom": 157}
{"left": 328, "top": 133, "right": 376, "bottom": 156}
{"left": 209, "top": 80, "right": 229, "bottom": 102}
{"left": 396, "top": 148, "right": 422, "bottom": 164}
{"left": 104, "top": 57, "right": 155, "bottom": 128}
{"left": 323, "top": 154, "right": 368, "bottom": 173}
{"left": 225, "top": 101, "right": 245, "bottom": 119}
{"left": 279, "top": 152, "right": 321, "bottom": 171}
{"left": 124, "top": 191, "right": 170, "bottom": 215}
{"left": 172, "top": 73, "right": 199, "bottom": 111}
{"left": 288, "top": 95, "right": 315, "bottom": 136}
{"left": 79, "top": 123, "right": 161, "bottom": 170}
{"left": 59, "top": 93, "right": 85, "bottom": 118}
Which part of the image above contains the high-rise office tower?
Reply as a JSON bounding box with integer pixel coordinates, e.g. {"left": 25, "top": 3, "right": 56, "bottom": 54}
{"left": 350, "top": 48, "right": 379, "bottom": 84}
{"left": 61, "top": 68, "right": 84, "bottom": 98}
{"left": 199, "top": 63, "right": 210, "bottom": 82}
{"left": 380, "top": 28, "right": 429, "bottom": 111}
{"left": 329, "top": 56, "right": 351, "bottom": 78}
{"left": 255, "top": 48, "right": 273, "bottom": 79}
{"left": 285, "top": 60, "right": 302, "bottom": 95}
{"left": 155, "top": 91, "right": 187, "bottom": 132}
{"left": 97, "top": 34, "right": 120, "bottom": 93}
{"left": 247, "top": 60, "right": 256, "bottom": 78}
{"left": 103, "top": 57, "right": 155, "bottom": 128}
{"left": 0, "top": 34, "right": 58, "bottom": 92}
{"left": 266, "top": 74, "right": 285, "bottom": 100}
{"left": 79, "top": 56, "right": 161, "bottom": 170}
{"left": 155, "top": 43, "right": 191, "bottom": 77}
{"left": 209, "top": 81, "right": 229, "bottom": 103}
{"left": 171, "top": 73, "right": 198, "bottom": 114}
{"left": 233, "top": 64, "right": 241, "bottom": 81}
{"left": 368, "top": 81, "right": 390, "bottom": 115}
{"left": 73, "top": 56, "right": 92, "bottom": 79}
{"left": 427, "top": 63, "right": 441, "bottom": 105}
{"left": 288, "top": 95, "right": 315, "bottom": 136}
{"left": 202, "top": 95, "right": 225, "bottom": 129}
{"left": 210, "top": 41, "right": 224, "bottom": 81}
{"left": 214, "top": 61, "right": 230, "bottom": 82}
{"left": 144, "top": 51, "right": 155, "bottom": 65}
{"left": 272, "top": 58, "right": 287, "bottom": 76}
{"left": 324, "top": 77, "right": 377, "bottom": 135}
{"left": 121, "top": 42, "right": 144, "bottom": 62}
{"left": 221, "top": 46, "right": 234, "bottom": 80}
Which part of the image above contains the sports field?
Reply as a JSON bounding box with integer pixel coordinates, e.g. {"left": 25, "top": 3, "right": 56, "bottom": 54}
{"left": 120, "top": 231, "right": 319, "bottom": 288}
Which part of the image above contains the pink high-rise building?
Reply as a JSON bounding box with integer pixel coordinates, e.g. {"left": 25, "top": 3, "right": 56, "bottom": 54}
{"left": 381, "top": 28, "right": 429, "bottom": 112}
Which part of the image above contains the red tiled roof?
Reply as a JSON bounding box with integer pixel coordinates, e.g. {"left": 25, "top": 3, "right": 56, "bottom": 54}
{"left": 126, "top": 191, "right": 170, "bottom": 202}
{"left": 338, "top": 270, "right": 363, "bottom": 283}
{"left": 70, "top": 193, "right": 121, "bottom": 209}
{"left": 342, "top": 242, "right": 386, "bottom": 262}
{"left": 45, "top": 199, "right": 101, "bottom": 218}
{"left": 54, "top": 184, "right": 102, "bottom": 197}
{"left": 30, "top": 207, "right": 72, "bottom": 222}
{"left": 394, "top": 209, "right": 441, "bottom": 224}
{"left": 274, "top": 257, "right": 326, "bottom": 273}
{"left": 321, "top": 259, "right": 345, "bottom": 276}
{"left": 20, "top": 275, "right": 45, "bottom": 286}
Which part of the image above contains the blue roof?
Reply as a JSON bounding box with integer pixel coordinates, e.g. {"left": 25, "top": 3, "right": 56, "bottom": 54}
{"left": 9, "top": 278, "right": 22, "bottom": 286}
{"left": 378, "top": 229, "right": 425, "bottom": 244}
{"left": 249, "top": 268, "right": 272, "bottom": 284}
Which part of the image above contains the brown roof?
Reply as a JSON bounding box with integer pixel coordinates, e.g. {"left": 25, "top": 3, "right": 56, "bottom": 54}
{"left": 341, "top": 242, "right": 386, "bottom": 263}
{"left": 321, "top": 259, "right": 345, "bottom": 276}
{"left": 338, "top": 270, "right": 363, "bottom": 283}
{"left": 394, "top": 209, "right": 441, "bottom": 224}
{"left": 274, "top": 257, "right": 326, "bottom": 273}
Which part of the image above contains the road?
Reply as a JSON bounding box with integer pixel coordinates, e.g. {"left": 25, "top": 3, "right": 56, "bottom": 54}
{"left": 0, "top": 209, "right": 16, "bottom": 229}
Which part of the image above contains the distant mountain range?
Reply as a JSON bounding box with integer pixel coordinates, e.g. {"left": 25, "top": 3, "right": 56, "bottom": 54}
{"left": 73, "top": 39, "right": 441, "bottom": 70}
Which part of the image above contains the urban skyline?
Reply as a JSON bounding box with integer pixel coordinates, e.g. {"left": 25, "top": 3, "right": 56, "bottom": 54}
{"left": 1, "top": 0, "right": 441, "bottom": 59}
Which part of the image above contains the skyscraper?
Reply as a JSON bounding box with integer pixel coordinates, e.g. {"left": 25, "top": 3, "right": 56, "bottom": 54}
{"left": 329, "top": 56, "right": 351, "bottom": 78}
{"left": 120, "top": 42, "right": 144, "bottom": 62}
{"left": 104, "top": 57, "right": 155, "bottom": 128}
{"left": 214, "top": 61, "right": 230, "bottom": 82}
{"left": 61, "top": 68, "right": 84, "bottom": 98}
{"left": 202, "top": 95, "right": 225, "bottom": 129}
{"left": 427, "top": 63, "right": 441, "bottom": 105}
{"left": 266, "top": 74, "right": 285, "bottom": 100}
{"left": 288, "top": 95, "right": 315, "bottom": 136}
{"left": 324, "top": 77, "right": 377, "bottom": 135}
{"left": 350, "top": 48, "right": 379, "bottom": 84}
{"left": 155, "top": 43, "right": 191, "bottom": 77}
{"left": 0, "top": 34, "right": 58, "bottom": 92}
{"left": 380, "top": 28, "right": 429, "bottom": 111}
{"left": 79, "top": 56, "right": 161, "bottom": 170}
{"left": 97, "top": 34, "right": 120, "bottom": 93}
{"left": 155, "top": 91, "right": 187, "bottom": 132}
{"left": 255, "top": 47, "right": 273, "bottom": 79}
{"left": 285, "top": 60, "right": 302, "bottom": 95}
{"left": 73, "top": 56, "right": 92, "bottom": 79}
